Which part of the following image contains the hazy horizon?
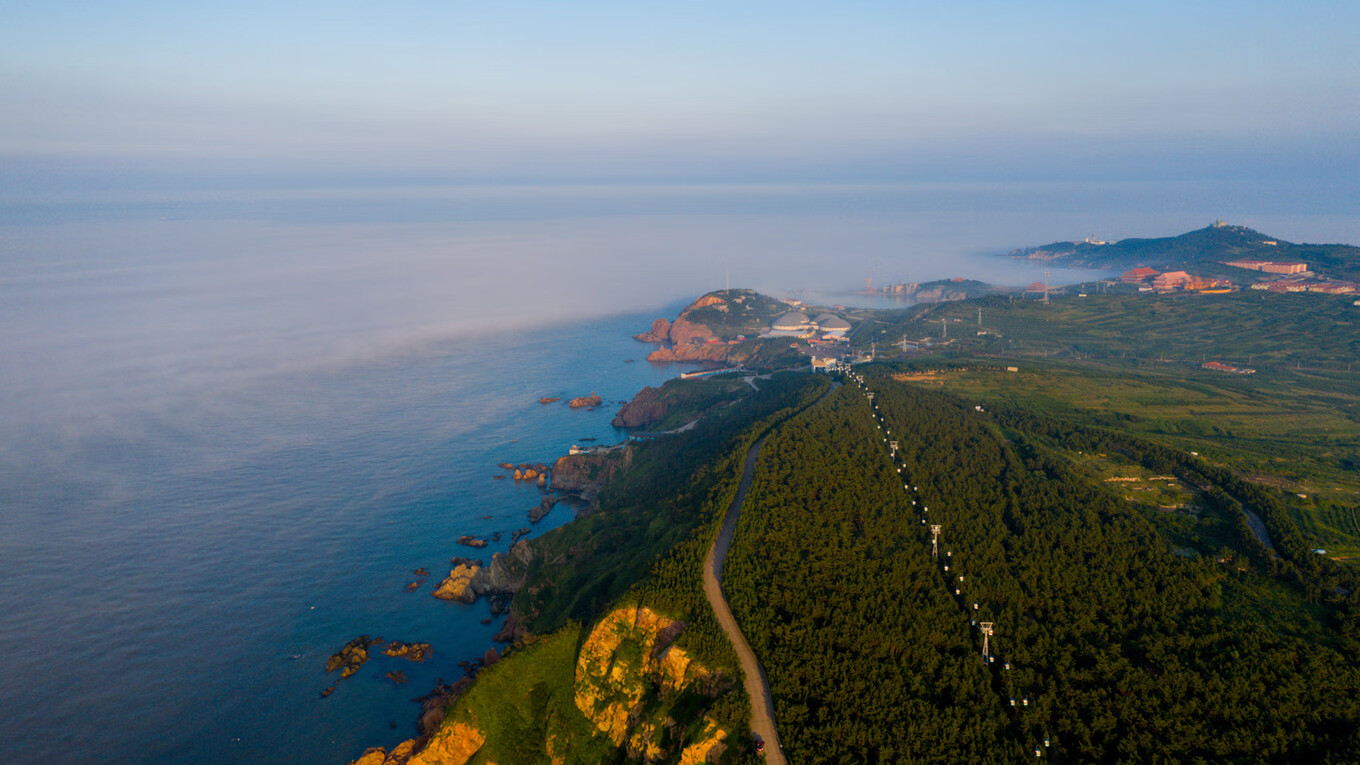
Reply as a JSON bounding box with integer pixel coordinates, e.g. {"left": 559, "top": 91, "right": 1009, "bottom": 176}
{"left": 3, "top": 3, "right": 1358, "bottom": 196}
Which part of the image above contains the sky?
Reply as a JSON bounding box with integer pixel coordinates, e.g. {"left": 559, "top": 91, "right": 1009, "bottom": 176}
{"left": 2, "top": 1, "right": 1358, "bottom": 192}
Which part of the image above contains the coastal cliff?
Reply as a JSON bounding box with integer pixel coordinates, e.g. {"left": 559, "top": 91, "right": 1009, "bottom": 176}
{"left": 573, "top": 606, "right": 729, "bottom": 762}
{"left": 352, "top": 606, "right": 730, "bottom": 765}
{"left": 343, "top": 322, "right": 829, "bottom": 765}
{"left": 613, "top": 377, "right": 752, "bottom": 431}
{"left": 611, "top": 385, "right": 666, "bottom": 427}
{"left": 634, "top": 289, "right": 796, "bottom": 367}
{"left": 551, "top": 448, "right": 631, "bottom": 502}
{"left": 645, "top": 345, "right": 733, "bottom": 364}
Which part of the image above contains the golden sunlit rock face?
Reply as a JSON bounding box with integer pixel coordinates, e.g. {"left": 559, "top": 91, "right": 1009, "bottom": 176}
{"left": 431, "top": 564, "right": 480, "bottom": 603}
{"left": 573, "top": 606, "right": 727, "bottom": 762}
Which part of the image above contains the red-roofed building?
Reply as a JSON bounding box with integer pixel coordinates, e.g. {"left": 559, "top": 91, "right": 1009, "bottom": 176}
{"left": 1152, "top": 271, "right": 1192, "bottom": 290}
{"left": 1121, "top": 267, "right": 1159, "bottom": 283}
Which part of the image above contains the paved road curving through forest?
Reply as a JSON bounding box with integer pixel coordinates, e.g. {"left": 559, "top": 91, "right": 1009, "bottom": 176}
{"left": 702, "top": 380, "right": 838, "bottom": 763}
{"left": 703, "top": 434, "right": 786, "bottom": 764}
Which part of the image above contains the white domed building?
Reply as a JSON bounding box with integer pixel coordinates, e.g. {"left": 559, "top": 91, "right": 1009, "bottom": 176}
{"left": 814, "top": 313, "right": 852, "bottom": 339}
{"left": 769, "top": 311, "right": 813, "bottom": 336}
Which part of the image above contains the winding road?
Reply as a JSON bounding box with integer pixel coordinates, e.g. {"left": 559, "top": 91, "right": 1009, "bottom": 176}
{"left": 702, "top": 380, "right": 838, "bottom": 763}
{"left": 703, "top": 434, "right": 786, "bottom": 764}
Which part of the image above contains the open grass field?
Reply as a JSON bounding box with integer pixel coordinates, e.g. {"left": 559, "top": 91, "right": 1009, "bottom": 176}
{"left": 891, "top": 358, "right": 1360, "bottom": 561}
{"left": 853, "top": 287, "right": 1360, "bottom": 561}
{"left": 870, "top": 290, "right": 1360, "bottom": 372}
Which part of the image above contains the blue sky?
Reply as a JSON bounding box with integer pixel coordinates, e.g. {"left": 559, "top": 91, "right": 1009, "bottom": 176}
{"left": 2, "top": 1, "right": 1357, "bottom": 186}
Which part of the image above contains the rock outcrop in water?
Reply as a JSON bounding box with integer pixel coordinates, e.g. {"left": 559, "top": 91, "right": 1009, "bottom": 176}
{"left": 431, "top": 561, "right": 481, "bottom": 603}
{"left": 528, "top": 495, "right": 558, "bottom": 523}
{"left": 567, "top": 393, "right": 602, "bottom": 409}
{"left": 326, "top": 635, "right": 382, "bottom": 679}
{"left": 382, "top": 641, "right": 432, "bottom": 662}
{"left": 632, "top": 317, "right": 671, "bottom": 343}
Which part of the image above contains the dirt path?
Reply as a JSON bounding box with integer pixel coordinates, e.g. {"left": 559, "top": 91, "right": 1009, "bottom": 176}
{"left": 703, "top": 434, "right": 786, "bottom": 764}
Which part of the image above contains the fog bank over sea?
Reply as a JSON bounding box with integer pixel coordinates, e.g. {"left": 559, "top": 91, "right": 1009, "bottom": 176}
{"left": 2, "top": 181, "right": 1357, "bottom": 763}
{"left": 7, "top": 181, "right": 1356, "bottom": 455}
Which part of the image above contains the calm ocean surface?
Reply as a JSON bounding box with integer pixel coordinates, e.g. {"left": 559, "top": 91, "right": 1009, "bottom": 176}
{"left": 1, "top": 184, "right": 1354, "bottom": 763}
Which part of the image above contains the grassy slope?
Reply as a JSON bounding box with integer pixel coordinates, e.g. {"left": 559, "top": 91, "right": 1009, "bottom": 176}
{"left": 450, "top": 629, "right": 618, "bottom": 765}
{"left": 875, "top": 290, "right": 1360, "bottom": 369}
{"left": 851, "top": 289, "right": 1360, "bottom": 559}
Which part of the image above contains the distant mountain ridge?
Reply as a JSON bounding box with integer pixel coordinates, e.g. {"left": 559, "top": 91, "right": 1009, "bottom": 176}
{"left": 1015, "top": 223, "right": 1360, "bottom": 280}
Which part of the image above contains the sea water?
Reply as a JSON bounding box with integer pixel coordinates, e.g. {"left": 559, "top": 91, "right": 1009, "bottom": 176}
{"left": 2, "top": 183, "right": 1354, "bottom": 764}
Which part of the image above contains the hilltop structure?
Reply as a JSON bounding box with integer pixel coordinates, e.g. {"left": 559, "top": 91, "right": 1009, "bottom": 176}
{"left": 767, "top": 310, "right": 852, "bottom": 339}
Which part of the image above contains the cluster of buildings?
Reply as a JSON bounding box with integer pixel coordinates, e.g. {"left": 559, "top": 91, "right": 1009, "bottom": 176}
{"left": 768, "top": 310, "right": 852, "bottom": 340}
{"left": 861, "top": 279, "right": 920, "bottom": 295}
{"left": 1202, "top": 361, "right": 1256, "bottom": 374}
{"left": 1119, "top": 260, "right": 1360, "bottom": 298}
{"left": 1249, "top": 280, "right": 1360, "bottom": 295}
{"left": 1222, "top": 259, "right": 1306, "bottom": 274}
{"left": 1119, "top": 268, "right": 1233, "bottom": 293}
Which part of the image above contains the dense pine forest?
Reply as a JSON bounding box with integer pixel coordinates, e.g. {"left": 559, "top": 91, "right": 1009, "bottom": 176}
{"left": 390, "top": 289, "right": 1360, "bottom": 764}
{"left": 723, "top": 372, "right": 1360, "bottom": 762}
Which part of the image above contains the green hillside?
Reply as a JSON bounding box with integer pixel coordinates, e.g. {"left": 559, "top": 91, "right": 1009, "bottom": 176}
{"left": 680, "top": 289, "right": 795, "bottom": 339}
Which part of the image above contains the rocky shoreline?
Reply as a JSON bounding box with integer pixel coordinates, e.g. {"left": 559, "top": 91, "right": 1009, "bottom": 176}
{"left": 342, "top": 300, "right": 748, "bottom": 764}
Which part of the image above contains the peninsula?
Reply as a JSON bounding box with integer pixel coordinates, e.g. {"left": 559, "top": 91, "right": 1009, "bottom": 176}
{"left": 349, "top": 249, "right": 1360, "bottom": 763}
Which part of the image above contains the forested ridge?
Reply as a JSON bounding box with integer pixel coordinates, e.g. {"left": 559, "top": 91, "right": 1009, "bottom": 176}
{"left": 722, "top": 370, "right": 1360, "bottom": 762}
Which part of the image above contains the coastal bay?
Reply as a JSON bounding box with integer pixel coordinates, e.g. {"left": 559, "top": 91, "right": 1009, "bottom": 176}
{"left": 0, "top": 305, "right": 705, "bottom": 764}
